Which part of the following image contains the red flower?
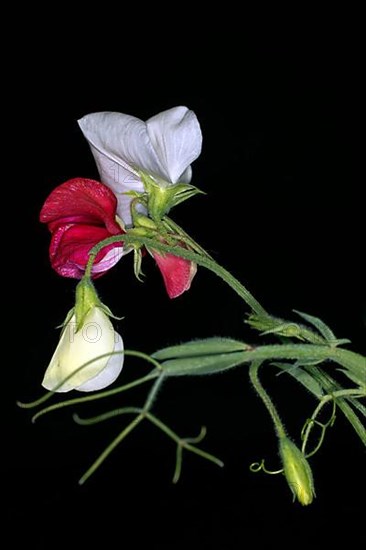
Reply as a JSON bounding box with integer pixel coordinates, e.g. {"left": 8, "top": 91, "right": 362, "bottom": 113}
{"left": 40, "top": 178, "right": 197, "bottom": 297}
{"left": 40, "top": 178, "right": 124, "bottom": 278}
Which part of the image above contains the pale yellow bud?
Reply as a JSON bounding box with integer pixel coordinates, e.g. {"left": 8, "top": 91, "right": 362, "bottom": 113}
{"left": 279, "top": 437, "right": 315, "bottom": 506}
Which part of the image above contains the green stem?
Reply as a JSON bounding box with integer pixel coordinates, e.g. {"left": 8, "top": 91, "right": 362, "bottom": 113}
{"left": 143, "top": 373, "right": 165, "bottom": 411}
{"left": 76, "top": 374, "right": 164, "bottom": 485}
{"left": 86, "top": 234, "right": 268, "bottom": 316}
{"left": 17, "top": 349, "right": 162, "bottom": 411}
{"left": 144, "top": 412, "right": 224, "bottom": 468}
{"left": 84, "top": 255, "right": 95, "bottom": 279}
{"left": 76, "top": 374, "right": 165, "bottom": 484}
{"left": 76, "top": 371, "right": 222, "bottom": 484}
{"left": 249, "top": 361, "right": 286, "bottom": 439}
{"left": 30, "top": 373, "right": 158, "bottom": 423}
{"left": 252, "top": 345, "right": 364, "bottom": 374}
{"left": 74, "top": 407, "right": 143, "bottom": 425}
{"left": 161, "top": 344, "right": 365, "bottom": 379}
{"left": 78, "top": 414, "right": 144, "bottom": 485}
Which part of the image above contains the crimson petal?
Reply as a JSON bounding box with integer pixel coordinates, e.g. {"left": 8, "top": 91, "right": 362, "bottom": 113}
{"left": 41, "top": 178, "right": 125, "bottom": 279}
{"left": 49, "top": 224, "right": 123, "bottom": 278}
{"left": 40, "top": 178, "right": 122, "bottom": 235}
{"left": 152, "top": 251, "right": 197, "bottom": 299}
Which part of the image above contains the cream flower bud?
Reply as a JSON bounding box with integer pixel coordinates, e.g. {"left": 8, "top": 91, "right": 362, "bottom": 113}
{"left": 42, "top": 306, "right": 123, "bottom": 393}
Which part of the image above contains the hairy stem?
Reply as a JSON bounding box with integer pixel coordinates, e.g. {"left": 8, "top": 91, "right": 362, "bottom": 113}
{"left": 78, "top": 414, "right": 145, "bottom": 485}
{"left": 86, "top": 234, "right": 267, "bottom": 316}
{"left": 249, "top": 361, "right": 286, "bottom": 439}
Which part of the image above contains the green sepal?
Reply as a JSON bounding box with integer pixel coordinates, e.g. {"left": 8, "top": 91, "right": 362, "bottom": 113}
{"left": 140, "top": 171, "right": 203, "bottom": 221}
{"left": 133, "top": 248, "right": 145, "bottom": 282}
{"left": 99, "top": 302, "right": 124, "bottom": 321}
{"left": 74, "top": 277, "right": 101, "bottom": 331}
{"left": 167, "top": 182, "right": 204, "bottom": 210}
{"left": 56, "top": 307, "right": 75, "bottom": 329}
{"left": 74, "top": 277, "right": 121, "bottom": 328}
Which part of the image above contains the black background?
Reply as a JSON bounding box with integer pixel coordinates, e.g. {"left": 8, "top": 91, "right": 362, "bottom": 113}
{"left": 7, "top": 22, "right": 365, "bottom": 548}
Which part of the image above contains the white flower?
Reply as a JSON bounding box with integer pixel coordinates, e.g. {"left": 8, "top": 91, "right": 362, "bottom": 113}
{"left": 78, "top": 106, "right": 202, "bottom": 225}
{"left": 42, "top": 307, "right": 123, "bottom": 392}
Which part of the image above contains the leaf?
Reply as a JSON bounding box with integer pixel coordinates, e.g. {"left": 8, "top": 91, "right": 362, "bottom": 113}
{"left": 335, "top": 399, "right": 366, "bottom": 447}
{"left": 272, "top": 362, "right": 324, "bottom": 398}
{"left": 338, "top": 369, "right": 366, "bottom": 390}
{"left": 153, "top": 340, "right": 366, "bottom": 384}
{"left": 152, "top": 338, "right": 249, "bottom": 360}
{"left": 153, "top": 338, "right": 250, "bottom": 377}
{"left": 332, "top": 349, "right": 366, "bottom": 382}
{"left": 332, "top": 339, "right": 352, "bottom": 346}
{"left": 347, "top": 398, "right": 366, "bottom": 419}
{"left": 293, "top": 310, "right": 337, "bottom": 343}
{"left": 160, "top": 352, "right": 247, "bottom": 377}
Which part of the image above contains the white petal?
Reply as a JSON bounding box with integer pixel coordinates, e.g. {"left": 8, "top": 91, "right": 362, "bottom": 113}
{"left": 77, "top": 332, "right": 124, "bottom": 391}
{"left": 78, "top": 112, "right": 168, "bottom": 176}
{"left": 42, "top": 308, "right": 115, "bottom": 392}
{"left": 79, "top": 108, "right": 202, "bottom": 223}
{"left": 179, "top": 165, "right": 192, "bottom": 184}
{"left": 78, "top": 113, "right": 166, "bottom": 225}
{"left": 91, "top": 246, "right": 124, "bottom": 274}
{"left": 146, "top": 106, "right": 202, "bottom": 183}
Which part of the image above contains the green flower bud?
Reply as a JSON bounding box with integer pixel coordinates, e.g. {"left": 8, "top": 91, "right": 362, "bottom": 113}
{"left": 279, "top": 437, "right": 315, "bottom": 506}
{"left": 247, "top": 314, "right": 304, "bottom": 339}
{"left": 133, "top": 213, "right": 158, "bottom": 231}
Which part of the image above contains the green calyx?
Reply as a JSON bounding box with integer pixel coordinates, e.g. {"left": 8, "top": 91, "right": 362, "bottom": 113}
{"left": 140, "top": 171, "right": 203, "bottom": 222}
{"left": 74, "top": 277, "right": 116, "bottom": 331}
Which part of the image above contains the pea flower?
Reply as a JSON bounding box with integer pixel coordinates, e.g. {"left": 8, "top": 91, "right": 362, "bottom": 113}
{"left": 42, "top": 279, "right": 124, "bottom": 392}
{"left": 78, "top": 106, "right": 202, "bottom": 226}
{"left": 40, "top": 178, "right": 196, "bottom": 297}
{"left": 40, "top": 178, "right": 124, "bottom": 278}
